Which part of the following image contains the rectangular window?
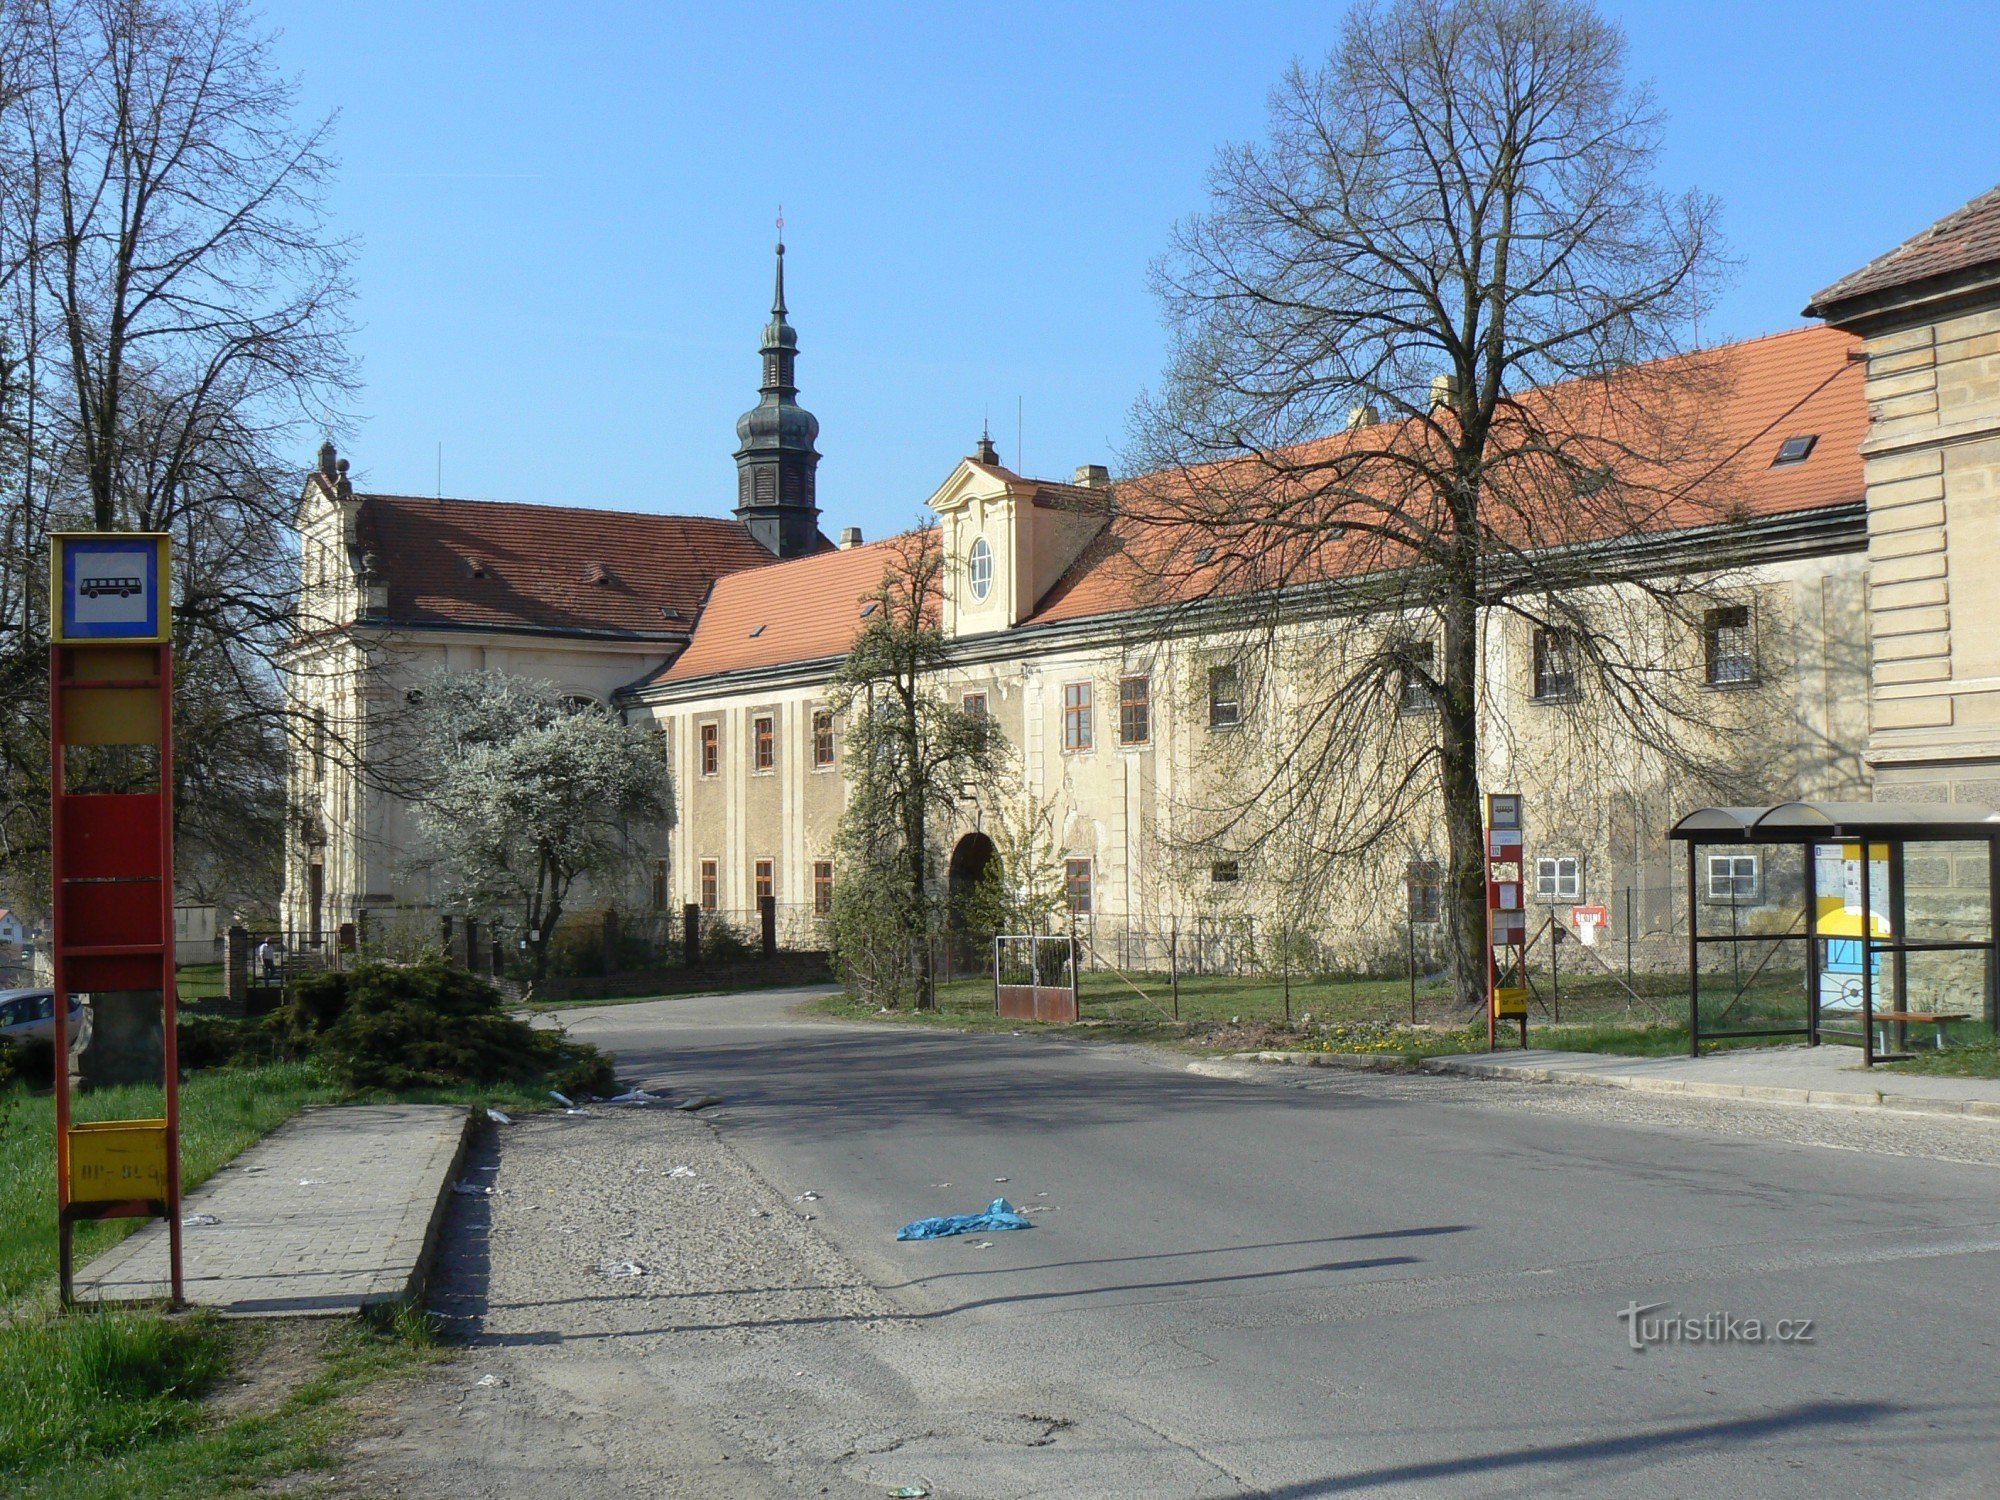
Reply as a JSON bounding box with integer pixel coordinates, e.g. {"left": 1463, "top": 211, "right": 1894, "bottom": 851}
{"left": 1209, "top": 664, "right": 1241, "bottom": 728}
{"left": 1399, "top": 641, "right": 1436, "bottom": 712}
{"left": 1062, "top": 681, "right": 1093, "bottom": 752}
{"left": 754, "top": 858, "right": 774, "bottom": 903}
{"left": 1531, "top": 628, "right": 1576, "bottom": 701}
{"left": 962, "top": 691, "right": 987, "bottom": 718}
{"left": 812, "top": 709, "right": 835, "bottom": 767}
{"left": 1119, "top": 674, "right": 1151, "bottom": 745}
{"left": 813, "top": 860, "right": 834, "bottom": 915}
{"left": 1704, "top": 605, "right": 1755, "bottom": 686}
{"left": 651, "top": 858, "right": 668, "bottom": 911}
{"left": 1407, "top": 857, "right": 1442, "bottom": 923}
{"left": 1707, "top": 853, "right": 1760, "bottom": 901}
{"left": 1210, "top": 859, "right": 1240, "bottom": 883}
{"left": 699, "top": 858, "right": 718, "bottom": 912}
{"left": 753, "top": 714, "right": 775, "bottom": 771}
{"left": 1534, "top": 856, "right": 1581, "bottom": 902}
{"left": 1064, "top": 857, "right": 1093, "bottom": 915}
{"left": 700, "top": 721, "right": 719, "bottom": 777}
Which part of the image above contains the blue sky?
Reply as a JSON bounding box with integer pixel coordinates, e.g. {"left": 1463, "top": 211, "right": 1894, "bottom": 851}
{"left": 269, "top": 1, "right": 2000, "bottom": 544}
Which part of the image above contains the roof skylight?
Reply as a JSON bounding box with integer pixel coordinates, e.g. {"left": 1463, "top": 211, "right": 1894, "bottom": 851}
{"left": 1772, "top": 434, "right": 1818, "bottom": 466}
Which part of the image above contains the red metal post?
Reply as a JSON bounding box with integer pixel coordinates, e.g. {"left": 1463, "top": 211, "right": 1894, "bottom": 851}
{"left": 49, "top": 643, "right": 71, "bottom": 1304}
{"left": 159, "top": 644, "right": 182, "bottom": 1304}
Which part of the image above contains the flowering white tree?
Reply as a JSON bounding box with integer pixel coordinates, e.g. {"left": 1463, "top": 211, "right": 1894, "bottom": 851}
{"left": 407, "top": 672, "right": 673, "bottom": 979}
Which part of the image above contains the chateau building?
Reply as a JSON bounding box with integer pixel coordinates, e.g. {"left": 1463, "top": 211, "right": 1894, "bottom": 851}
{"left": 283, "top": 186, "right": 2000, "bottom": 973}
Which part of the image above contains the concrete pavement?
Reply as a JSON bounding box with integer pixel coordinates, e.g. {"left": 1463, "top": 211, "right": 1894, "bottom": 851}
{"left": 489, "top": 987, "right": 2000, "bottom": 1498}
{"left": 77, "top": 1103, "right": 470, "bottom": 1315}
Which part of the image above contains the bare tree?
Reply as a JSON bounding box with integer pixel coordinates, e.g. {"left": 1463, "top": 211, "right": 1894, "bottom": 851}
{"left": 1129, "top": 0, "right": 1748, "bottom": 1007}
{"left": 0, "top": 0, "right": 353, "bottom": 910}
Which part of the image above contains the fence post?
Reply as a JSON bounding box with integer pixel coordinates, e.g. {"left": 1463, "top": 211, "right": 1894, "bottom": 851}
{"left": 683, "top": 903, "right": 701, "bottom": 970}
{"left": 1625, "top": 884, "right": 1634, "bottom": 979}
{"left": 1282, "top": 922, "right": 1292, "bottom": 1025}
{"left": 1408, "top": 913, "right": 1417, "bottom": 1026}
{"left": 760, "top": 895, "right": 777, "bottom": 959}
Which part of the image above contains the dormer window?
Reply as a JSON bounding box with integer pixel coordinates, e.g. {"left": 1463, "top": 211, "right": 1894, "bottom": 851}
{"left": 966, "top": 536, "right": 993, "bottom": 602}
{"left": 467, "top": 556, "right": 489, "bottom": 579}
{"left": 585, "top": 562, "right": 611, "bottom": 584}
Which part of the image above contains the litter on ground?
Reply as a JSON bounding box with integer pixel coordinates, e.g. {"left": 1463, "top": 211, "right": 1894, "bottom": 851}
{"left": 181, "top": 1213, "right": 221, "bottom": 1227}
{"left": 888, "top": 1483, "right": 931, "bottom": 1498}
{"left": 896, "top": 1198, "right": 1032, "bottom": 1241}
{"left": 486, "top": 1108, "right": 513, "bottom": 1124}
{"left": 796, "top": 1190, "right": 821, "bottom": 1202}
{"left": 605, "top": 1088, "right": 660, "bottom": 1105}
{"left": 668, "top": 1165, "right": 698, "bottom": 1178}
{"left": 451, "top": 1182, "right": 494, "bottom": 1197}
{"left": 549, "top": 1090, "right": 576, "bottom": 1108}
{"left": 676, "top": 1094, "right": 723, "bottom": 1112}
{"left": 597, "top": 1260, "right": 646, "bottom": 1277}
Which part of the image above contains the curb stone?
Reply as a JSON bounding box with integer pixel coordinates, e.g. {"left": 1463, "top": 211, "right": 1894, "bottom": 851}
{"left": 1417, "top": 1054, "right": 2000, "bottom": 1123}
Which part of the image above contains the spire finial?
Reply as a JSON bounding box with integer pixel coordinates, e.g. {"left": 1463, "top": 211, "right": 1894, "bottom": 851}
{"left": 974, "top": 421, "right": 1000, "bottom": 466}
{"left": 772, "top": 206, "right": 787, "bottom": 317}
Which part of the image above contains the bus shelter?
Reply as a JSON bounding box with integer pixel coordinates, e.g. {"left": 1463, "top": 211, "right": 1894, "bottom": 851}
{"left": 1669, "top": 801, "right": 2000, "bottom": 1064}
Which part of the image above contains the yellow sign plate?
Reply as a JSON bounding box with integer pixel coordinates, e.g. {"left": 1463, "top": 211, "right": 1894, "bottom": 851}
{"left": 1492, "top": 986, "right": 1529, "bottom": 1018}
{"left": 67, "top": 1120, "right": 170, "bottom": 1203}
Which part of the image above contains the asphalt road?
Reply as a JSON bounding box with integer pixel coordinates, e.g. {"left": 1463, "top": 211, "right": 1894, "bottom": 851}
{"left": 544, "top": 987, "right": 2000, "bottom": 1498}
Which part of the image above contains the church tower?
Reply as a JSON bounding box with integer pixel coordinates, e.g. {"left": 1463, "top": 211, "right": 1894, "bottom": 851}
{"left": 733, "top": 236, "right": 822, "bottom": 557}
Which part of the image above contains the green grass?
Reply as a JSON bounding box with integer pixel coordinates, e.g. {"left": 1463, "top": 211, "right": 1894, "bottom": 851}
{"left": 3, "top": 1301, "right": 448, "bottom": 1497}
{"left": 524, "top": 974, "right": 839, "bottom": 1012}
{"left": 172, "top": 965, "right": 226, "bottom": 1002}
{"left": 0, "top": 1060, "right": 550, "bottom": 1493}
{"left": 0, "top": 1063, "right": 346, "bottom": 1306}
{"left": 1880, "top": 1040, "right": 2000, "bottom": 1078}
{"left": 809, "top": 967, "right": 1814, "bottom": 1064}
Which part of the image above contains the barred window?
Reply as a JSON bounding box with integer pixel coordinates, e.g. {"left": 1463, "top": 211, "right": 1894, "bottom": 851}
{"left": 1398, "top": 641, "right": 1436, "bottom": 712}
{"left": 1119, "top": 675, "right": 1151, "bottom": 745}
{"left": 1704, "top": 606, "right": 1755, "bottom": 686}
{"left": 1208, "top": 664, "right": 1241, "bottom": 728}
{"left": 1211, "top": 859, "right": 1240, "bottom": 883}
{"left": 1531, "top": 628, "right": 1576, "bottom": 701}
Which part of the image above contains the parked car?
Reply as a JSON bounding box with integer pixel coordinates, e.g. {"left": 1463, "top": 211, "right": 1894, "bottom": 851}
{"left": 0, "top": 988, "right": 91, "bottom": 1052}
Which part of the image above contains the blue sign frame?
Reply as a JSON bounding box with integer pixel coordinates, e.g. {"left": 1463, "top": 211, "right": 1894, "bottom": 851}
{"left": 56, "top": 534, "right": 167, "bottom": 642}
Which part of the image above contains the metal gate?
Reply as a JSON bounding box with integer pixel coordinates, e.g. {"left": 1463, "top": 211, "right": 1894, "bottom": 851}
{"left": 995, "top": 934, "right": 1078, "bottom": 1023}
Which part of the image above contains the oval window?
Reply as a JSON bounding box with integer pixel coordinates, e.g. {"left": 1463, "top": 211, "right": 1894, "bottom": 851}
{"left": 967, "top": 536, "right": 993, "bottom": 602}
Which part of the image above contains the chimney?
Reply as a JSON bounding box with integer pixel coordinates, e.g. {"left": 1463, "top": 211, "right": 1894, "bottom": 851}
{"left": 1430, "top": 373, "right": 1460, "bottom": 411}
{"left": 838, "top": 526, "right": 864, "bottom": 549}
{"left": 1072, "top": 464, "right": 1111, "bottom": 488}
{"left": 1345, "top": 405, "right": 1379, "bottom": 431}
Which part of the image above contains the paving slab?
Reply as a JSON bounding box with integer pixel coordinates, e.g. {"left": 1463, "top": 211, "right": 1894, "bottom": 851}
{"left": 1422, "top": 1044, "right": 2000, "bottom": 1119}
{"left": 77, "top": 1103, "right": 471, "bottom": 1316}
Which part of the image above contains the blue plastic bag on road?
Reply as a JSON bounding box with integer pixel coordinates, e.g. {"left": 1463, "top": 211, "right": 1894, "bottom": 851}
{"left": 896, "top": 1197, "right": 1032, "bottom": 1241}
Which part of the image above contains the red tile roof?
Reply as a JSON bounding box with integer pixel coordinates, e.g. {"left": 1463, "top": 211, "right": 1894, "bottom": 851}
{"left": 1030, "top": 324, "right": 1866, "bottom": 625}
{"left": 656, "top": 534, "right": 920, "bottom": 681}
{"left": 1808, "top": 184, "right": 2000, "bottom": 314}
{"left": 353, "top": 494, "right": 785, "bottom": 637}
